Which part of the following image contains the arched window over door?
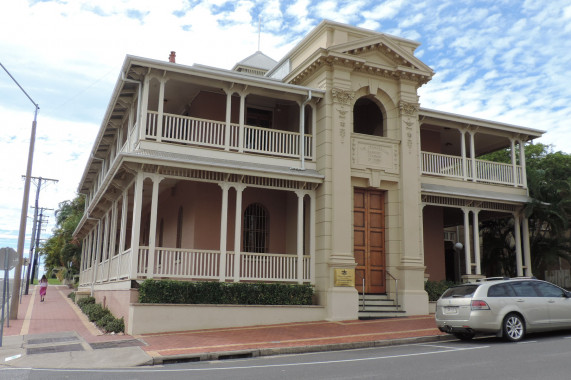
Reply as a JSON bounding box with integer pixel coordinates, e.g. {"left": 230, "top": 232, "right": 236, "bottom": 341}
{"left": 353, "top": 97, "right": 384, "bottom": 136}
{"left": 243, "top": 203, "right": 269, "bottom": 253}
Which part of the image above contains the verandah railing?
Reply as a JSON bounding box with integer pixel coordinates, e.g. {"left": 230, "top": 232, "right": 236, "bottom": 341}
{"left": 136, "top": 247, "right": 311, "bottom": 282}
{"left": 146, "top": 111, "right": 313, "bottom": 160}
{"left": 421, "top": 151, "right": 524, "bottom": 186}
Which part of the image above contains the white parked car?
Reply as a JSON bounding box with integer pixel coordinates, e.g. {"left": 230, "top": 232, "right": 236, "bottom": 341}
{"left": 435, "top": 278, "right": 571, "bottom": 341}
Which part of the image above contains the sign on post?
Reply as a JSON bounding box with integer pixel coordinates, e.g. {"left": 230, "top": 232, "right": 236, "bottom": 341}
{"left": 1, "top": 247, "right": 18, "bottom": 347}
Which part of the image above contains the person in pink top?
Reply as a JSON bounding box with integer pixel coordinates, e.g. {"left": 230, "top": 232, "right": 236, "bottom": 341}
{"left": 39, "top": 274, "right": 48, "bottom": 302}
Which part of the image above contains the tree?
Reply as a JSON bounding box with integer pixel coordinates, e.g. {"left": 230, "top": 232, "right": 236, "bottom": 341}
{"left": 40, "top": 195, "right": 85, "bottom": 279}
{"left": 524, "top": 147, "right": 571, "bottom": 275}
{"left": 480, "top": 143, "right": 571, "bottom": 276}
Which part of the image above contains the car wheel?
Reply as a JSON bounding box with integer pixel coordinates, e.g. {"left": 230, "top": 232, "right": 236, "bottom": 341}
{"left": 503, "top": 313, "right": 525, "bottom": 342}
{"left": 453, "top": 332, "right": 475, "bottom": 341}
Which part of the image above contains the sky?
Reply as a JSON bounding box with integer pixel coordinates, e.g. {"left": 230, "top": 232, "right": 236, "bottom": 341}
{"left": 1, "top": 0, "right": 571, "bottom": 267}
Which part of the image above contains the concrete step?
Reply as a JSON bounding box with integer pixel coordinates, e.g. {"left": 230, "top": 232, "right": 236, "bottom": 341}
{"left": 358, "top": 310, "right": 407, "bottom": 319}
{"left": 358, "top": 294, "right": 402, "bottom": 319}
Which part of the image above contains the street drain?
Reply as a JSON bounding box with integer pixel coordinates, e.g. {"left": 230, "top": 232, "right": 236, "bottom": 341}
{"left": 27, "top": 336, "right": 79, "bottom": 345}
{"left": 218, "top": 352, "right": 254, "bottom": 360}
{"left": 90, "top": 339, "right": 145, "bottom": 350}
{"left": 26, "top": 343, "right": 84, "bottom": 355}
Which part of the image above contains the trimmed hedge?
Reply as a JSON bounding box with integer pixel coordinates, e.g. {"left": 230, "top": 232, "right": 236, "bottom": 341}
{"left": 425, "top": 280, "right": 457, "bottom": 301}
{"left": 138, "top": 279, "right": 314, "bottom": 305}
{"left": 76, "top": 296, "right": 125, "bottom": 333}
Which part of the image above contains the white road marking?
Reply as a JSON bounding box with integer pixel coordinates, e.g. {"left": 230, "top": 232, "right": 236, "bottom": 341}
{"left": 416, "top": 343, "right": 461, "bottom": 350}
{"left": 0, "top": 345, "right": 490, "bottom": 373}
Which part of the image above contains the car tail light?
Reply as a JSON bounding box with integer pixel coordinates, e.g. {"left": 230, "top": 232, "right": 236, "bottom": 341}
{"left": 471, "top": 300, "right": 490, "bottom": 310}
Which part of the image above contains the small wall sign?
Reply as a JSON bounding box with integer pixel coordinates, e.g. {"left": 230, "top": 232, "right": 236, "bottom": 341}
{"left": 334, "top": 268, "right": 355, "bottom": 287}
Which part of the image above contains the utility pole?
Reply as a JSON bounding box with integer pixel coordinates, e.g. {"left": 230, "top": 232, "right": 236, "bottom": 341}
{"left": 1, "top": 61, "right": 39, "bottom": 321}
{"left": 24, "top": 176, "right": 58, "bottom": 295}
{"left": 30, "top": 208, "right": 51, "bottom": 284}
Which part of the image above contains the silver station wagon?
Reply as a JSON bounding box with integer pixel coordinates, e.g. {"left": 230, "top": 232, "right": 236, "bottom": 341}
{"left": 435, "top": 278, "right": 571, "bottom": 341}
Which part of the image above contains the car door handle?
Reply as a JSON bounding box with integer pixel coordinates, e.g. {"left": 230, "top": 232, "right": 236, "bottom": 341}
{"left": 548, "top": 300, "right": 555, "bottom": 303}
{"left": 516, "top": 299, "right": 525, "bottom": 302}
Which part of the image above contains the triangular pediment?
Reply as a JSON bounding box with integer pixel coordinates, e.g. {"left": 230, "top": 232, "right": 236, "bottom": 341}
{"left": 330, "top": 35, "right": 433, "bottom": 76}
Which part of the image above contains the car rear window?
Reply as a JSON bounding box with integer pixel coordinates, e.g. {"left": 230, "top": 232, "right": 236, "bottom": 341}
{"left": 487, "top": 283, "right": 516, "bottom": 297}
{"left": 441, "top": 285, "right": 479, "bottom": 298}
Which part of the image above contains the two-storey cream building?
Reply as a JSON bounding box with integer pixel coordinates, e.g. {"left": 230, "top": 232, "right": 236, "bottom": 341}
{"left": 75, "top": 21, "right": 543, "bottom": 334}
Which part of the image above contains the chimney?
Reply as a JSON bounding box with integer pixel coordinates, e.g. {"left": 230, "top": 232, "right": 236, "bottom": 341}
{"left": 169, "top": 51, "right": 176, "bottom": 63}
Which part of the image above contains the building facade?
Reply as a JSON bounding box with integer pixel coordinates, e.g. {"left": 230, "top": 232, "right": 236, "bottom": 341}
{"left": 75, "top": 21, "right": 543, "bottom": 333}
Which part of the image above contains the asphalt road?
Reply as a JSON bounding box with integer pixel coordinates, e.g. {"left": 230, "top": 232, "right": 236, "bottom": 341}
{"left": 3, "top": 331, "right": 571, "bottom": 380}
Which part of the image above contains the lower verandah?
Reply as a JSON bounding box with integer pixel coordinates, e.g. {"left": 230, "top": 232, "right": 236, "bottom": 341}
{"left": 79, "top": 175, "right": 315, "bottom": 286}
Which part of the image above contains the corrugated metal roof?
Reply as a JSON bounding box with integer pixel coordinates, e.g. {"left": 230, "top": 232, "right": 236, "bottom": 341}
{"left": 233, "top": 51, "right": 278, "bottom": 71}
{"left": 126, "top": 149, "right": 324, "bottom": 181}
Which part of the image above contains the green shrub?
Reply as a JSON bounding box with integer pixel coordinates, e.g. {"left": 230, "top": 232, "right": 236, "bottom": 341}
{"left": 81, "top": 303, "right": 112, "bottom": 322}
{"left": 73, "top": 296, "right": 125, "bottom": 334}
{"left": 68, "top": 292, "right": 76, "bottom": 302}
{"left": 104, "top": 317, "right": 125, "bottom": 334}
{"left": 138, "top": 279, "right": 314, "bottom": 305}
{"left": 95, "top": 313, "right": 116, "bottom": 329}
{"left": 76, "top": 296, "right": 95, "bottom": 308}
{"left": 425, "top": 280, "right": 457, "bottom": 301}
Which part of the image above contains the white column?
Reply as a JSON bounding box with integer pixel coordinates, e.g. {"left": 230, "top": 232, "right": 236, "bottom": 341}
{"left": 90, "top": 220, "right": 102, "bottom": 295}
{"left": 127, "top": 103, "right": 134, "bottom": 151}
{"left": 219, "top": 183, "right": 230, "bottom": 281}
{"left": 311, "top": 104, "right": 317, "bottom": 161}
{"left": 510, "top": 138, "right": 517, "bottom": 187}
{"left": 157, "top": 78, "right": 165, "bottom": 142}
{"left": 130, "top": 173, "right": 144, "bottom": 279}
{"left": 101, "top": 214, "right": 110, "bottom": 268}
{"left": 147, "top": 175, "right": 163, "bottom": 278}
{"left": 463, "top": 208, "right": 472, "bottom": 275}
{"left": 299, "top": 100, "right": 306, "bottom": 168}
{"left": 469, "top": 131, "right": 476, "bottom": 182}
{"left": 309, "top": 192, "right": 316, "bottom": 284}
{"left": 233, "top": 184, "right": 245, "bottom": 282}
{"left": 461, "top": 129, "right": 467, "bottom": 181}
{"left": 105, "top": 201, "right": 119, "bottom": 281}
{"left": 472, "top": 209, "right": 481, "bottom": 275}
{"left": 296, "top": 190, "right": 305, "bottom": 284}
{"left": 225, "top": 90, "right": 232, "bottom": 151}
{"left": 522, "top": 216, "right": 532, "bottom": 276}
{"left": 117, "top": 190, "right": 128, "bottom": 278}
{"left": 80, "top": 238, "right": 86, "bottom": 273}
{"left": 519, "top": 140, "right": 527, "bottom": 187}
{"left": 139, "top": 76, "right": 150, "bottom": 141}
{"left": 238, "top": 92, "right": 245, "bottom": 152}
{"left": 85, "top": 231, "right": 92, "bottom": 271}
{"left": 514, "top": 213, "right": 523, "bottom": 277}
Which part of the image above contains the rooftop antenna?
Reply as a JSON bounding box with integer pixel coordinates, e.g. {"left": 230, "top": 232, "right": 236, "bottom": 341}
{"left": 258, "top": 15, "right": 261, "bottom": 51}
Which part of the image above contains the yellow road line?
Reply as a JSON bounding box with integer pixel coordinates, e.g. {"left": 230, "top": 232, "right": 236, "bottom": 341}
{"left": 20, "top": 285, "right": 37, "bottom": 335}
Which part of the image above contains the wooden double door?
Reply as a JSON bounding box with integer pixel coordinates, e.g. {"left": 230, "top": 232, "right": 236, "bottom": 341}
{"left": 354, "top": 188, "right": 386, "bottom": 294}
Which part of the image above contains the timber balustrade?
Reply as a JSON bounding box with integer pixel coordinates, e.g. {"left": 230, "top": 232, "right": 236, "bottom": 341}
{"left": 421, "top": 151, "right": 524, "bottom": 186}
{"left": 145, "top": 111, "right": 313, "bottom": 159}
{"left": 80, "top": 247, "right": 311, "bottom": 285}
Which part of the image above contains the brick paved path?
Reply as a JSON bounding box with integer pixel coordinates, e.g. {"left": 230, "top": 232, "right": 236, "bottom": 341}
{"left": 3, "top": 285, "right": 129, "bottom": 344}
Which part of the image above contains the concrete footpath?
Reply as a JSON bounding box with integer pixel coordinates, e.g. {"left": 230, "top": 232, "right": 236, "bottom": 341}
{"left": 0, "top": 285, "right": 449, "bottom": 369}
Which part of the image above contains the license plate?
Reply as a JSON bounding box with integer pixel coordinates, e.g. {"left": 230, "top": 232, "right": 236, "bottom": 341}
{"left": 444, "top": 306, "right": 458, "bottom": 314}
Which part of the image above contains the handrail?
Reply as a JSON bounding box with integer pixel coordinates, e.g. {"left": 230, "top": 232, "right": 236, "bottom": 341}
{"left": 386, "top": 271, "right": 399, "bottom": 310}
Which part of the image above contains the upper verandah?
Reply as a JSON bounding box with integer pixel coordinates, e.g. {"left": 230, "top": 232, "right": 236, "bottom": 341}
{"left": 77, "top": 53, "right": 326, "bottom": 193}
